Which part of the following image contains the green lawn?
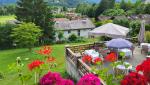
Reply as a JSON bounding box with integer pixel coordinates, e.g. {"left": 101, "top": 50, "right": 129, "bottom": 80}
{"left": 0, "top": 39, "right": 98, "bottom": 85}
{"left": 0, "top": 15, "right": 16, "bottom": 23}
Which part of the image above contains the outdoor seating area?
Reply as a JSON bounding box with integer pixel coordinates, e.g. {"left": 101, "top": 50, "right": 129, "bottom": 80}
{"left": 65, "top": 38, "right": 148, "bottom": 84}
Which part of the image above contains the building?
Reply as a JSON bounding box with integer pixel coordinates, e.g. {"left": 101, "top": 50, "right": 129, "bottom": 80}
{"left": 54, "top": 18, "right": 95, "bottom": 40}
{"left": 144, "top": 0, "right": 150, "bottom": 4}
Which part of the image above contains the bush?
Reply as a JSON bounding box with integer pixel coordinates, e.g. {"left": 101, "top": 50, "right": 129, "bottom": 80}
{"left": 76, "top": 37, "right": 86, "bottom": 42}
{"left": 102, "top": 8, "right": 125, "bottom": 16}
{"left": 113, "top": 18, "right": 130, "bottom": 28}
{"left": 99, "top": 36, "right": 112, "bottom": 41}
{"left": 95, "top": 20, "right": 112, "bottom": 27}
{"left": 129, "top": 20, "right": 141, "bottom": 37}
{"left": 68, "top": 34, "right": 77, "bottom": 42}
{"left": 11, "top": 22, "right": 42, "bottom": 51}
{"left": 145, "top": 31, "right": 150, "bottom": 43}
{"left": 0, "top": 72, "right": 4, "bottom": 80}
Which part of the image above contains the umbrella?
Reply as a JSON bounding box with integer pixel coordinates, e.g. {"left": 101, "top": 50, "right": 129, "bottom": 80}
{"left": 89, "top": 23, "right": 129, "bottom": 38}
{"left": 138, "top": 20, "right": 145, "bottom": 44}
{"left": 106, "top": 38, "right": 133, "bottom": 49}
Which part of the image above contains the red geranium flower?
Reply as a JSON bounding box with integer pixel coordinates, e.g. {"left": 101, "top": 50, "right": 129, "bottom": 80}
{"left": 36, "top": 46, "right": 52, "bottom": 56}
{"left": 28, "top": 60, "right": 44, "bottom": 71}
{"left": 121, "top": 72, "right": 147, "bottom": 85}
{"left": 105, "top": 52, "right": 117, "bottom": 62}
{"left": 93, "top": 57, "right": 102, "bottom": 64}
{"left": 136, "top": 58, "right": 150, "bottom": 83}
{"left": 82, "top": 55, "right": 92, "bottom": 63}
{"left": 47, "top": 57, "right": 55, "bottom": 62}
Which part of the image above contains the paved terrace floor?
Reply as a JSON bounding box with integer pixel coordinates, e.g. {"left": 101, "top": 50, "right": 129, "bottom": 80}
{"left": 126, "top": 46, "right": 146, "bottom": 69}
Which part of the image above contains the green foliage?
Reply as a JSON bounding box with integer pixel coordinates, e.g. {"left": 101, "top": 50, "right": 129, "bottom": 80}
{"left": 95, "top": 0, "right": 115, "bottom": 19}
{"left": 146, "top": 24, "right": 150, "bottom": 31}
{"left": 145, "top": 31, "right": 150, "bottom": 43}
{"left": 129, "top": 20, "right": 141, "bottom": 37}
{"left": 16, "top": 0, "right": 55, "bottom": 44}
{"left": 113, "top": 18, "right": 130, "bottom": 28}
{"left": 53, "top": 14, "right": 65, "bottom": 18}
{"left": 0, "top": 23, "right": 16, "bottom": 50}
{"left": 102, "top": 8, "right": 125, "bottom": 16}
{"left": 120, "top": 0, "right": 133, "bottom": 11}
{"left": 95, "top": 20, "right": 112, "bottom": 27}
{"left": 11, "top": 23, "right": 42, "bottom": 50}
{"left": 135, "top": 3, "right": 145, "bottom": 14}
{"left": 0, "top": 71, "right": 4, "bottom": 80}
{"left": 0, "top": 5, "right": 16, "bottom": 15}
{"left": 58, "top": 31, "right": 64, "bottom": 41}
{"left": 68, "top": 34, "right": 77, "bottom": 42}
{"left": 144, "top": 4, "right": 150, "bottom": 14}
{"left": 76, "top": 3, "right": 97, "bottom": 17}
{"left": 126, "top": 9, "right": 136, "bottom": 16}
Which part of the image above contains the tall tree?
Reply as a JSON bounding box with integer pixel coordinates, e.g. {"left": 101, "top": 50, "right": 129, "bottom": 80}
{"left": 120, "top": 0, "right": 133, "bottom": 11}
{"left": 16, "top": 0, "right": 55, "bottom": 44}
{"left": 95, "top": 0, "right": 115, "bottom": 20}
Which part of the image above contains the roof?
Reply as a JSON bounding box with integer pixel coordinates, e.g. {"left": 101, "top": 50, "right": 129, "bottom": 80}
{"left": 144, "top": 0, "right": 150, "bottom": 3}
{"left": 54, "top": 18, "right": 95, "bottom": 30}
{"left": 89, "top": 23, "right": 129, "bottom": 38}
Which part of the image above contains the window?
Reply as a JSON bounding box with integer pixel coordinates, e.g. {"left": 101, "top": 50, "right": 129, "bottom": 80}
{"left": 78, "top": 30, "right": 80, "bottom": 36}
{"left": 68, "top": 30, "right": 71, "bottom": 34}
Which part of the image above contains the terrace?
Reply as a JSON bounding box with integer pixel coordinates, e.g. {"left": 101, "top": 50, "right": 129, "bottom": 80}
{"left": 65, "top": 41, "right": 147, "bottom": 84}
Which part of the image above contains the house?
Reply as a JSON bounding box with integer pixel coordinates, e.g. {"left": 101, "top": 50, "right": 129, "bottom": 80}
{"left": 54, "top": 18, "right": 95, "bottom": 40}
{"left": 144, "top": 0, "right": 150, "bottom": 4}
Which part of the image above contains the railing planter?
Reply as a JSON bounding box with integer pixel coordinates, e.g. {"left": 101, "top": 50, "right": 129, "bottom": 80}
{"left": 65, "top": 43, "right": 107, "bottom": 85}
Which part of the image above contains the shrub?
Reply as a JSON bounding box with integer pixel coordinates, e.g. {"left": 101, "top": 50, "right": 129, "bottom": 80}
{"left": 58, "top": 31, "right": 64, "bottom": 41}
{"left": 136, "top": 58, "right": 150, "bottom": 83}
{"left": 11, "top": 22, "right": 42, "bottom": 51}
{"left": 68, "top": 34, "right": 77, "bottom": 42}
{"left": 77, "top": 73, "right": 101, "bottom": 85}
{"left": 121, "top": 72, "right": 147, "bottom": 85}
{"left": 113, "top": 18, "right": 130, "bottom": 28}
{"left": 95, "top": 20, "right": 112, "bottom": 27}
{"left": 145, "top": 31, "right": 150, "bottom": 43}
{"left": 40, "top": 72, "right": 74, "bottom": 85}
{"left": 0, "top": 72, "right": 4, "bottom": 80}
{"left": 129, "top": 20, "right": 141, "bottom": 37}
{"left": 102, "top": 8, "right": 125, "bottom": 16}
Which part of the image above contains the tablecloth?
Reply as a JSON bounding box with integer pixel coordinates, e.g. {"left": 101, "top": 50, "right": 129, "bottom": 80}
{"left": 84, "top": 50, "right": 100, "bottom": 59}
{"left": 119, "top": 48, "right": 132, "bottom": 57}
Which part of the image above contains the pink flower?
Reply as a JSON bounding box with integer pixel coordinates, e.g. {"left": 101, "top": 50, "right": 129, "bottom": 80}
{"left": 77, "top": 73, "right": 101, "bottom": 85}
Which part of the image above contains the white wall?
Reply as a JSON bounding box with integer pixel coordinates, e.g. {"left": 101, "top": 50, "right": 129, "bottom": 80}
{"left": 56, "top": 29, "right": 93, "bottom": 40}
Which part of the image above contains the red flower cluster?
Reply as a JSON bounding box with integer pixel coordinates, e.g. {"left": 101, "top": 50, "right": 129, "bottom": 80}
{"left": 37, "top": 46, "right": 52, "bottom": 56}
{"left": 93, "top": 57, "right": 102, "bottom": 64}
{"left": 47, "top": 57, "right": 55, "bottom": 63}
{"left": 105, "top": 52, "right": 117, "bottom": 62}
{"left": 82, "top": 55, "right": 92, "bottom": 63}
{"left": 28, "top": 60, "right": 44, "bottom": 71}
{"left": 121, "top": 72, "right": 147, "bottom": 85}
{"left": 136, "top": 58, "right": 150, "bottom": 82}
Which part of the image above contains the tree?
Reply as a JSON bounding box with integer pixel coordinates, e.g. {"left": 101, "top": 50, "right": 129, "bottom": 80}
{"left": 144, "top": 4, "right": 150, "bottom": 14}
{"left": 120, "top": 0, "right": 133, "bottom": 11}
{"left": 113, "top": 18, "right": 130, "bottom": 28}
{"left": 95, "top": 0, "right": 115, "bottom": 20}
{"left": 102, "top": 8, "right": 125, "bottom": 16}
{"left": 11, "top": 23, "right": 42, "bottom": 51}
{"left": 0, "top": 23, "right": 16, "bottom": 50}
{"left": 15, "top": 0, "right": 55, "bottom": 44}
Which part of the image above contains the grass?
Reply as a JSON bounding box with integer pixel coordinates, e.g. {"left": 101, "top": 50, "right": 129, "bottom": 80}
{"left": 0, "top": 38, "right": 98, "bottom": 85}
{"left": 0, "top": 15, "right": 16, "bottom": 23}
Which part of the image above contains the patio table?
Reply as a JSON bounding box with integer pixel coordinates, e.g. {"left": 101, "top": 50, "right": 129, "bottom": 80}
{"left": 119, "top": 48, "right": 132, "bottom": 58}
{"left": 84, "top": 50, "right": 100, "bottom": 59}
